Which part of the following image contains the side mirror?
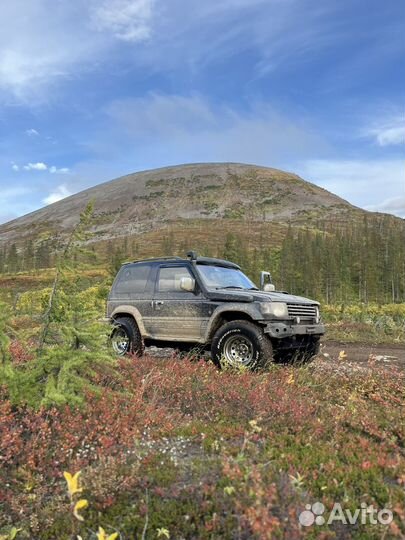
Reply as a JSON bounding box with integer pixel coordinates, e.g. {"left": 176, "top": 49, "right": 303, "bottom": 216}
{"left": 260, "top": 270, "right": 275, "bottom": 291}
{"left": 180, "top": 276, "right": 195, "bottom": 292}
{"left": 263, "top": 283, "right": 275, "bottom": 292}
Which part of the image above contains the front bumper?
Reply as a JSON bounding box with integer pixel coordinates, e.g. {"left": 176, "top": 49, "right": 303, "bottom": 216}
{"left": 262, "top": 321, "right": 325, "bottom": 339}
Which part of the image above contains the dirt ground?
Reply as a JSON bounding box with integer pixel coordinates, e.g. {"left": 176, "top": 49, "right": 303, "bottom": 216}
{"left": 321, "top": 340, "right": 405, "bottom": 371}
{"left": 147, "top": 340, "right": 405, "bottom": 371}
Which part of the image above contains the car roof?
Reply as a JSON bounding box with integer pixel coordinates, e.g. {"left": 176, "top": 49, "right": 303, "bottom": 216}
{"left": 123, "top": 256, "right": 241, "bottom": 270}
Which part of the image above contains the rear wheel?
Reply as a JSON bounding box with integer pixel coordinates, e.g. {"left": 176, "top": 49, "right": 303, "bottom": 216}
{"left": 211, "top": 320, "right": 273, "bottom": 370}
{"left": 110, "top": 316, "right": 144, "bottom": 356}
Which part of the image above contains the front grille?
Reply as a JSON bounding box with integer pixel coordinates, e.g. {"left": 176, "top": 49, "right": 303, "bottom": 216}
{"left": 287, "top": 304, "right": 318, "bottom": 320}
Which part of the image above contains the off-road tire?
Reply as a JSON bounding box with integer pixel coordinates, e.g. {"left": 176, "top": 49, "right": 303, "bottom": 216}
{"left": 110, "top": 316, "right": 144, "bottom": 356}
{"left": 211, "top": 320, "right": 273, "bottom": 370}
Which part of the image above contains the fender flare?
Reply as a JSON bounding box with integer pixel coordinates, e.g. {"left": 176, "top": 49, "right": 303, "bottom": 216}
{"left": 204, "top": 304, "right": 261, "bottom": 342}
{"left": 110, "top": 305, "right": 148, "bottom": 337}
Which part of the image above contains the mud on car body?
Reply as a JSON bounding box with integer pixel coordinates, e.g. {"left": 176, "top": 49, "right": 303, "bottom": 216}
{"left": 106, "top": 251, "right": 325, "bottom": 369}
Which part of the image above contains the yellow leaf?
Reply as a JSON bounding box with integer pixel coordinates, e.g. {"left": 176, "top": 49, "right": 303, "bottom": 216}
{"left": 286, "top": 373, "right": 295, "bottom": 384}
{"left": 63, "top": 470, "right": 83, "bottom": 499}
{"left": 96, "top": 527, "right": 118, "bottom": 540}
{"left": 0, "top": 530, "right": 21, "bottom": 540}
{"left": 156, "top": 528, "right": 170, "bottom": 539}
{"left": 248, "top": 419, "right": 262, "bottom": 433}
{"left": 73, "top": 499, "right": 88, "bottom": 521}
{"left": 96, "top": 528, "right": 106, "bottom": 540}
{"left": 338, "top": 350, "right": 347, "bottom": 360}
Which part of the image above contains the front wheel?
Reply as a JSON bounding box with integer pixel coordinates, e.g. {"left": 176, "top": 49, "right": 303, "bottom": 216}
{"left": 110, "top": 316, "right": 144, "bottom": 356}
{"left": 211, "top": 320, "right": 273, "bottom": 370}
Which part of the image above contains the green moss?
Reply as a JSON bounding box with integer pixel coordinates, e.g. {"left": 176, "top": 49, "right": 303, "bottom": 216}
{"left": 223, "top": 208, "right": 246, "bottom": 219}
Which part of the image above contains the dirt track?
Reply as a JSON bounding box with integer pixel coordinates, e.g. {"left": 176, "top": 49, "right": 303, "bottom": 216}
{"left": 321, "top": 340, "right": 405, "bottom": 371}
{"left": 147, "top": 340, "right": 405, "bottom": 371}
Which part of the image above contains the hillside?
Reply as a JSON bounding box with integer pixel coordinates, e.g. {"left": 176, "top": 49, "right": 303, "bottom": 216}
{"left": 1, "top": 162, "right": 404, "bottom": 306}
{"left": 0, "top": 162, "right": 365, "bottom": 248}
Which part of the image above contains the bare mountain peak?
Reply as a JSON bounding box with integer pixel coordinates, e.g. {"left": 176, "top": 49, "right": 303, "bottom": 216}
{"left": 0, "top": 162, "right": 366, "bottom": 247}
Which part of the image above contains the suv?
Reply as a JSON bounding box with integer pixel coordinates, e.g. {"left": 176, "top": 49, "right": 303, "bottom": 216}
{"left": 107, "top": 252, "right": 325, "bottom": 369}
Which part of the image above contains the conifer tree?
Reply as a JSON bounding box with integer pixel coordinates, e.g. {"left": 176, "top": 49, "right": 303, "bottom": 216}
{"left": 0, "top": 301, "right": 10, "bottom": 363}
{"left": 3, "top": 203, "right": 117, "bottom": 409}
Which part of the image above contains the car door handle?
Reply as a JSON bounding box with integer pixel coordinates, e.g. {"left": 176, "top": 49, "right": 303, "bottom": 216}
{"left": 154, "top": 300, "right": 165, "bottom": 306}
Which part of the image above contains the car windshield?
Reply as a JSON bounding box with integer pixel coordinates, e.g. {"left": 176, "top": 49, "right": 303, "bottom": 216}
{"left": 197, "top": 264, "right": 257, "bottom": 290}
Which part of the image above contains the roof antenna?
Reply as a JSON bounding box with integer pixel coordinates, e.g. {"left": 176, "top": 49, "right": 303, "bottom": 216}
{"left": 187, "top": 250, "right": 198, "bottom": 261}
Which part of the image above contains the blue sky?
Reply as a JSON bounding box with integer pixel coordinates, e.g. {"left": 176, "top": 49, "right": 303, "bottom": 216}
{"left": 0, "top": 0, "right": 404, "bottom": 224}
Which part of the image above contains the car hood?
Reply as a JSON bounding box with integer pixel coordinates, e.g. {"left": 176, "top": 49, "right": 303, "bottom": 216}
{"left": 206, "top": 289, "right": 319, "bottom": 305}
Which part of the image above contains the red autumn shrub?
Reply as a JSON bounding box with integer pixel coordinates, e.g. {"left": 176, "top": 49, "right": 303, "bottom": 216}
{"left": 0, "top": 355, "right": 404, "bottom": 538}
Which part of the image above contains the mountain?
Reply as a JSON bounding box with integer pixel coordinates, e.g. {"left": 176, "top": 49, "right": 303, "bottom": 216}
{"left": 1, "top": 162, "right": 404, "bottom": 267}
{"left": 0, "top": 162, "right": 369, "bottom": 248}
{"left": 1, "top": 163, "right": 404, "bottom": 304}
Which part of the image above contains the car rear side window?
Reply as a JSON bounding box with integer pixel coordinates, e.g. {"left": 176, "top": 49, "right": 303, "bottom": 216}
{"left": 158, "top": 266, "right": 192, "bottom": 292}
{"left": 114, "top": 264, "right": 151, "bottom": 295}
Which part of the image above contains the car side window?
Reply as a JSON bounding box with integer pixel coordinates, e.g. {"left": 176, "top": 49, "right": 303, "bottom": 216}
{"left": 158, "top": 266, "right": 193, "bottom": 293}
{"left": 114, "top": 264, "right": 151, "bottom": 294}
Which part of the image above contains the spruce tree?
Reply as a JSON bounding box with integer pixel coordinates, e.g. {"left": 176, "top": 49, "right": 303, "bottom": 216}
{"left": 0, "top": 301, "right": 10, "bottom": 363}
{"left": 3, "top": 203, "right": 117, "bottom": 409}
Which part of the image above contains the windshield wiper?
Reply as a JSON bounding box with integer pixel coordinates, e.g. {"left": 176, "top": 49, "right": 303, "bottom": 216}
{"left": 215, "top": 286, "right": 244, "bottom": 290}
{"left": 248, "top": 287, "right": 259, "bottom": 290}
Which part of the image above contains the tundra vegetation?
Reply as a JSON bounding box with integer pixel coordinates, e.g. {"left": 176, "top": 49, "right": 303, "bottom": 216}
{"left": 0, "top": 205, "right": 404, "bottom": 538}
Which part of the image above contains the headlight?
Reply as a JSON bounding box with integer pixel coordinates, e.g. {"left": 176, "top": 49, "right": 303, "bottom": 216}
{"left": 260, "top": 302, "right": 288, "bottom": 318}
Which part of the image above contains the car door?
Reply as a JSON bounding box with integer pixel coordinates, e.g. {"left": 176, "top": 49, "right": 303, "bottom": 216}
{"left": 149, "top": 263, "right": 210, "bottom": 342}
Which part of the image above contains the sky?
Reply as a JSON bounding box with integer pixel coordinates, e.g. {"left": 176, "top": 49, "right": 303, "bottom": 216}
{"left": 0, "top": 0, "right": 404, "bottom": 224}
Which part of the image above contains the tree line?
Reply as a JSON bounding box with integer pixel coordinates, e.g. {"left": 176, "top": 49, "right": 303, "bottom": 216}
{"left": 1, "top": 214, "right": 404, "bottom": 304}
{"left": 126, "top": 214, "right": 405, "bottom": 304}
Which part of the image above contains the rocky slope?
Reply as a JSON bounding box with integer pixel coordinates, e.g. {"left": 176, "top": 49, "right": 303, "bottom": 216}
{"left": 0, "top": 162, "right": 365, "bottom": 248}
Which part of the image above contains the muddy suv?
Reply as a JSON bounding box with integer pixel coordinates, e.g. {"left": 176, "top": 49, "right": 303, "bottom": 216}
{"left": 107, "top": 252, "right": 325, "bottom": 369}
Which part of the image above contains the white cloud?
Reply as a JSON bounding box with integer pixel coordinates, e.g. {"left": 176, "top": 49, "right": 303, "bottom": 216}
{"left": 365, "top": 115, "right": 405, "bottom": 147}
{"left": 26, "top": 128, "right": 40, "bottom": 137}
{"left": 90, "top": 0, "right": 155, "bottom": 42}
{"left": 43, "top": 184, "right": 72, "bottom": 205}
{"left": 49, "top": 166, "right": 70, "bottom": 174}
{"left": 365, "top": 195, "right": 405, "bottom": 218}
{"left": 376, "top": 126, "right": 405, "bottom": 146}
{"left": 17, "top": 162, "right": 70, "bottom": 173}
{"left": 0, "top": 0, "right": 157, "bottom": 101}
{"left": 299, "top": 159, "right": 405, "bottom": 217}
{"left": 23, "top": 162, "right": 48, "bottom": 171}
{"left": 1, "top": 0, "right": 393, "bottom": 103}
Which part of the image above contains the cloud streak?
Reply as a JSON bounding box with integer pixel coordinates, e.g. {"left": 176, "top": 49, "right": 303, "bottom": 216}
{"left": 2, "top": 0, "right": 400, "bottom": 103}
{"left": 43, "top": 184, "right": 72, "bottom": 205}
{"left": 90, "top": 0, "right": 155, "bottom": 42}
{"left": 299, "top": 158, "right": 405, "bottom": 216}
{"left": 23, "top": 162, "right": 47, "bottom": 171}
{"left": 366, "top": 116, "right": 405, "bottom": 147}
{"left": 365, "top": 195, "right": 405, "bottom": 218}
{"left": 104, "top": 93, "right": 329, "bottom": 165}
{"left": 25, "top": 128, "right": 40, "bottom": 137}
{"left": 15, "top": 162, "right": 70, "bottom": 173}
{"left": 0, "top": 0, "right": 156, "bottom": 102}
